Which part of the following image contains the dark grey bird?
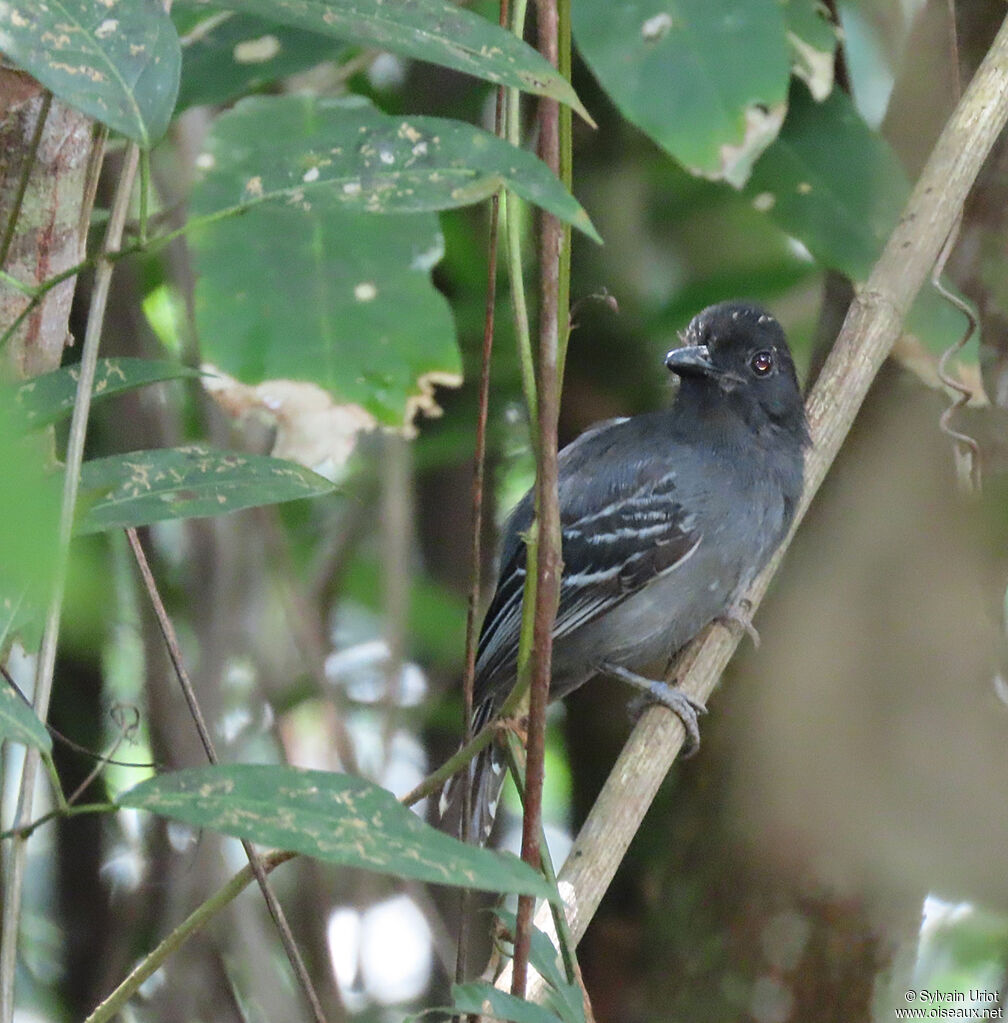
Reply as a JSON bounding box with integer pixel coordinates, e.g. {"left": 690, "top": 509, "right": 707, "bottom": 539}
{"left": 447, "top": 300, "right": 809, "bottom": 843}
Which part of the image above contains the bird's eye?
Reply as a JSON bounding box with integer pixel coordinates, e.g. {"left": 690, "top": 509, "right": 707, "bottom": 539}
{"left": 750, "top": 349, "right": 774, "bottom": 376}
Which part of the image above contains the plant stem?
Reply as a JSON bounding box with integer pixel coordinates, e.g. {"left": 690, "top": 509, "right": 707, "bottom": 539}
{"left": 0, "top": 91, "right": 51, "bottom": 269}
{"left": 503, "top": 8, "right": 1008, "bottom": 1003}
{"left": 462, "top": 0, "right": 509, "bottom": 836}
{"left": 125, "top": 528, "right": 336, "bottom": 1023}
{"left": 555, "top": 0, "right": 574, "bottom": 387}
{"left": 503, "top": 0, "right": 537, "bottom": 444}
{"left": 504, "top": 733, "right": 579, "bottom": 988}
{"left": 511, "top": 0, "right": 566, "bottom": 998}
{"left": 398, "top": 678, "right": 526, "bottom": 808}
{"left": 457, "top": 12, "right": 509, "bottom": 989}
{"left": 0, "top": 143, "right": 140, "bottom": 1023}
{"left": 0, "top": 802, "right": 115, "bottom": 842}
{"left": 0, "top": 269, "right": 36, "bottom": 297}
{"left": 138, "top": 149, "right": 151, "bottom": 246}
{"left": 85, "top": 850, "right": 297, "bottom": 1023}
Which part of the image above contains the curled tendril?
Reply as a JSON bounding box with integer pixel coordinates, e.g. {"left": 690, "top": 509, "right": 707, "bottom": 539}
{"left": 931, "top": 219, "right": 982, "bottom": 493}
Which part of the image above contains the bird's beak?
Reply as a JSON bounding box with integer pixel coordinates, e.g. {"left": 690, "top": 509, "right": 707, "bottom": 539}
{"left": 665, "top": 344, "right": 717, "bottom": 378}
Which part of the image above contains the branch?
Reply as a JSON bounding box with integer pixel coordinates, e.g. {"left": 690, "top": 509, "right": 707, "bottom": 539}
{"left": 511, "top": 0, "right": 565, "bottom": 992}
{"left": 455, "top": 4, "right": 508, "bottom": 983}
{"left": 85, "top": 851, "right": 297, "bottom": 1023}
{"left": 125, "top": 528, "right": 338, "bottom": 1023}
{"left": 0, "top": 139, "right": 131, "bottom": 1021}
{"left": 503, "top": 7, "right": 1008, "bottom": 999}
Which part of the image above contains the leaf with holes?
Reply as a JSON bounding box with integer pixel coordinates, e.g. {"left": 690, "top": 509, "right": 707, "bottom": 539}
{"left": 190, "top": 94, "right": 599, "bottom": 240}
{"left": 192, "top": 193, "right": 458, "bottom": 429}
{"left": 746, "top": 85, "right": 906, "bottom": 275}
{"left": 748, "top": 83, "right": 973, "bottom": 370}
{"left": 173, "top": 3, "right": 347, "bottom": 111}
{"left": 188, "top": 94, "right": 590, "bottom": 428}
{"left": 573, "top": 0, "right": 790, "bottom": 185}
{"left": 119, "top": 765, "right": 557, "bottom": 898}
{"left": 0, "top": 0, "right": 181, "bottom": 146}
{"left": 218, "top": 0, "right": 587, "bottom": 117}
{"left": 0, "top": 682, "right": 52, "bottom": 755}
{"left": 13, "top": 358, "right": 199, "bottom": 431}
{"left": 75, "top": 446, "right": 334, "bottom": 534}
{"left": 783, "top": 0, "right": 838, "bottom": 101}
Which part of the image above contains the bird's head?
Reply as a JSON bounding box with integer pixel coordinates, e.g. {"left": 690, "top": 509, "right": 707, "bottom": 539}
{"left": 665, "top": 301, "right": 810, "bottom": 447}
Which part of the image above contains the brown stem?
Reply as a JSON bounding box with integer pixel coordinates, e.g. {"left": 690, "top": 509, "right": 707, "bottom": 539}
{"left": 462, "top": 69, "right": 506, "bottom": 841}
{"left": 501, "top": 6, "right": 1008, "bottom": 1003}
{"left": 0, "top": 133, "right": 127, "bottom": 1020}
{"left": 125, "top": 527, "right": 340, "bottom": 1023}
{"left": 511, "top": 0, "right": 564, "bottom": 999}
{"left": 457, "top": 10, "right": 508, "bottom": 996}
{"left": 85, "top": 850, "right": 297, "bottom": 1023}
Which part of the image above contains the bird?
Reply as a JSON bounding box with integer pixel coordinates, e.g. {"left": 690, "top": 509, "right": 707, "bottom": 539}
{"left": 446, "top": 300, "right": 810, "bottom": 843}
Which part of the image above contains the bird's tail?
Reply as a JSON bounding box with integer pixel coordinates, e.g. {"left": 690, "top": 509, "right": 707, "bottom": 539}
{"left": 439, "top": 699, "right": 507, "bottom": 845}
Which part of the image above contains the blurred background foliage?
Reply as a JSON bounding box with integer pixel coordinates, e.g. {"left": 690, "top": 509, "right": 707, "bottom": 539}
{"left": 2, "top": 0, "right": 1008, "bottom": 1020}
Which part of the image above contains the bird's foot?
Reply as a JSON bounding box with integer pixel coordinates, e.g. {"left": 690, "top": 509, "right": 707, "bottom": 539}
{"left": 601, "top": 661, "right": 706, "bottom": 756}
{"left": 717, "top": 597, "right": 760, "bottom": 649}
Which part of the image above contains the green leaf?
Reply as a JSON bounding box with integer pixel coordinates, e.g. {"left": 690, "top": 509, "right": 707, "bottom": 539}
{"left": 173, "top": 4, "right": 346, "bottom": 111}
{"left": 75, "top": 446, "right": 335, "bottom": 534}
{"left": 746, "top": 85, "right": 906, "bottom": 277}
{"left": 0, "top": 583, "right": 47, "bottom": 660}
{"left": 217, "top": 0, "right": 587, "bottom": 117}
{"left": 451, "top": 983, "right": 565, "bottom": 1023}
{"left": 193, "top": 93, "right": 601, "bottom": 427}
{"left": 573, "top": 0, "right": 791, "bottom": 185}
{"left": 0, "top": 405, "right": 62, "bottom": 607}
{"left": 0, "top": 0, "right": 181, "bottom": 147}
{"left": 119, "top": 765, "right": 556, "bottom": 898}
{"left": 494, "top": 910, "right": 585, "bottom": 1023}
{"left": 190, "top": 94, "right": 599, "bottom": 240}
{"left": 782, "top": 0, "right": 838, "bottom": 101}
{"left": 0, "top": 588, "right": 31, "bottom": 658}
{"left": 192, "top": 192, "right": 459, "bottom": 430}
{"left": 0, "top": 682, "right": 52, "bottom": 755}
{"left": 13, "top": 358, "right": 199, "bottom": 431}
{"left": 747, "top": 84, "right": 968, "bottom": 360}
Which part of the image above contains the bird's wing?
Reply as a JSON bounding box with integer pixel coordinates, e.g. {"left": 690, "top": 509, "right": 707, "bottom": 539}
{"left": 551, "top": 473, "right": 701, "bottom": 642}
{"left": 474, "top": 419, "right": 701, "bottom": 700}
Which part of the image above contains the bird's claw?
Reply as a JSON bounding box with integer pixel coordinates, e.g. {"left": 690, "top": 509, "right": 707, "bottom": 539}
{"left": 603, "top": 661, "right": 706, "bottom": 757}
{"left": 629, "top": 681, "right": 706, "bottom": 756}
{"left": 718, "top": 598, "right": 761, "bottom": 648}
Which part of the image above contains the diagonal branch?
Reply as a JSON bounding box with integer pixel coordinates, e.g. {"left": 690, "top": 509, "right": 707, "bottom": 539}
{"left": 125, "top": 528, "right": 338, "bottom": 1023}
{"left": 504, "top": 7, "right": 1008, "bottom": 997}
{"left": 85, "top": 851, "right": 297, "bottom": 1023}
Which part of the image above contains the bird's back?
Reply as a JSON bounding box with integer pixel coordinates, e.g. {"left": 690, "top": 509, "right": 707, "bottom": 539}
{"left": 473, "top": 407, "right": 800, "bottom": 704}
